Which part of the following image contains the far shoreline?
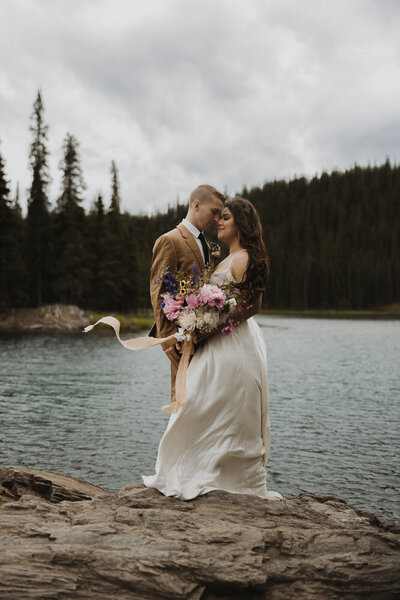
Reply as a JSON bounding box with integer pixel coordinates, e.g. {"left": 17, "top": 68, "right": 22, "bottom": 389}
{"left": 259, "top": 307, "right": 400, "bottom": 320}
{"left": 0, "top": 303, "right": 399, "bottom": 334}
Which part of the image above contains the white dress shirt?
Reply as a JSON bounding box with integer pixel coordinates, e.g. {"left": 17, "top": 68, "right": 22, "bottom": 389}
{"left": 181, "top": 218, "right": 206, "bottom": 263}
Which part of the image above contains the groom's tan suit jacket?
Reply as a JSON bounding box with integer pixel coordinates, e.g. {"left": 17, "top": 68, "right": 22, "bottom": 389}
{"left": 149, "top": 223, "right": 213, "bottom": 401}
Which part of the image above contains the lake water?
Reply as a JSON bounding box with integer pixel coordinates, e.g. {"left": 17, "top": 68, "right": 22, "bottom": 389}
{"left": 1, "top": 316, "right": 399, "bottom": 523}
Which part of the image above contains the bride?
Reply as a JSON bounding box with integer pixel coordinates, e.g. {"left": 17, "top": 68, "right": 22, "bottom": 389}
{"left": 142, "top": 197, "right": 282, "bottom": 501}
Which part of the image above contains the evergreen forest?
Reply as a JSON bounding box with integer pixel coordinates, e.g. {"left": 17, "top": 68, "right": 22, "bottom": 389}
{"left": 1, "top": 92, "right": 399, "bottom": 312}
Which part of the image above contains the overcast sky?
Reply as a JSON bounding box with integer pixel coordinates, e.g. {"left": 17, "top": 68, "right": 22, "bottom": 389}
{"left": 0, "top": 0, "right": 399, "bottom": 214}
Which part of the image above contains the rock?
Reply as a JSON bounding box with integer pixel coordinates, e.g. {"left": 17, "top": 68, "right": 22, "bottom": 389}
{"left": 0, "top": 304, "right": 88, "bottom": 332}
{"left": 0, "top": 466, "right": 110, "bottom": 503}
{"left": 0, "top": 467, "right": 399, "bottom": 600}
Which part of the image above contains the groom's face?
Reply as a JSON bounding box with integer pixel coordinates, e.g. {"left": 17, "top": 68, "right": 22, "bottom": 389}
{"left": 196, "top": 196, "right": 224, "bottom": 231}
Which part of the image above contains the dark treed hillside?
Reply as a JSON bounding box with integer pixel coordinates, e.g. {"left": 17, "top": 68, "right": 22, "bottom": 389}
{"left": 0, "top": 155, "right": 398, "bottom": 311}
{"left": 242, "top": 160, "right": 399, "bottom": 309}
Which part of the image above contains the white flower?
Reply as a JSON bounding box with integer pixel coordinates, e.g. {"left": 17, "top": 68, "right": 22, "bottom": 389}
{"left": 227, "top": 298, "right": 237, "bottom": 311}
{"left": 177, "top": 308, "right": 197, "bottom": 332}
{"left": 175, "top": 327, "right": 192, "bottom": 342}
{"left": 197, "top": 309, "right": 219, "bottom": 331}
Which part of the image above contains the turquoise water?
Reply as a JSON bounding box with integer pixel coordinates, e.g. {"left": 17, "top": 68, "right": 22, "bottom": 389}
{"left": 1, "top": 316, "right": 399, "bottom": 522}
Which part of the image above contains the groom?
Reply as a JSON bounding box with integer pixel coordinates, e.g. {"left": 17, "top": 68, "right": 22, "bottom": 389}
{"left": 150, "top": 184, "right": 225, "bottom": 402}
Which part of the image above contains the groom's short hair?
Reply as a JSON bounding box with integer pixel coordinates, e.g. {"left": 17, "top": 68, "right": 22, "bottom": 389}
{"left": 190, "top": 185, "right": 225, "bottom": 206}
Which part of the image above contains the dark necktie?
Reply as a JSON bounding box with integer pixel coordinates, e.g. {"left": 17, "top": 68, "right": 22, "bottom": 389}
{"left": 198, "top": 232, "right": 209, "bottom": 265}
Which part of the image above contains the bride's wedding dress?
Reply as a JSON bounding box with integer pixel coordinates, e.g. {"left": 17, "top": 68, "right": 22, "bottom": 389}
{"left": 142, "top": 267, "right": 282, "bottom": 501}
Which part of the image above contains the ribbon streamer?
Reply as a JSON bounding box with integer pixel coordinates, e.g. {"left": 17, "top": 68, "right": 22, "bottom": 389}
{"left": 83, "top": 317, "right": 193, "bottom": 414}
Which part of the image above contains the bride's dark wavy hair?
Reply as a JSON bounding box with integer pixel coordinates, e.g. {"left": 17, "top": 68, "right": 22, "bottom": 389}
{"left": 224, "top": 196, "right": 270, "bottom": 297}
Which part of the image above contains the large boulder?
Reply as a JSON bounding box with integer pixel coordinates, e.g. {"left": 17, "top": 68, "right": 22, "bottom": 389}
{"left": 0, "top": 466, "right": 399, "bottom": 599}
{"left": 0, "top": 304, "right": 88, "bottom": 332}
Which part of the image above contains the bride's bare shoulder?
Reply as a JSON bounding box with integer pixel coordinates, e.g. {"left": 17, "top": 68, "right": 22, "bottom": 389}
{"left": 230, "top": 250, "right": 249, "bottom": 282}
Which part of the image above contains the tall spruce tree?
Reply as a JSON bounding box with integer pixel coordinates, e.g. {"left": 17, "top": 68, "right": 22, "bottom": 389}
{"left": 86, "top": 193, "right": 112, "bottom": 309}
{"left": 13, "top": 181, "right": 22, "bottom": 216}
{"left": 0, "top": 148, "right": 12, "bottom": 306}
{"left": 27, "top": 91, "right": 52, "bottom": 306}
{"left": 0, "top": 147, "right": 27, "bottom": 307}
{"left": 54, "top": 133, "right": 89, "bottom": 303}
{"left": 110, "top": 160, "right": 120, "bottom": 215}
{"left": 100, "top": 160, "right": 129, "bottom": 309}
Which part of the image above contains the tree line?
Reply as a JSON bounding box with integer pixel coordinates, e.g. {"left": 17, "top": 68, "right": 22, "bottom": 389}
{"left": 0, "top": 91, "right": 398, "bottom": 311}
{"left": 242, "top": 159, "right": 399, "bottom": 309}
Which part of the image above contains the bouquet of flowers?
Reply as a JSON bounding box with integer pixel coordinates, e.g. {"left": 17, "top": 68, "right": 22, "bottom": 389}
{"left": 84, "top": 261, "right": 244, "bottom": 414}
{"left": 157, "top": 263, "right": 241, "bottom": 342}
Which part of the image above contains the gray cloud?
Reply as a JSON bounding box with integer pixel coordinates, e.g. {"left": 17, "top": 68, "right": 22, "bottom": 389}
{"left": 0, "top": 0, "right": 399, "bottom": 214}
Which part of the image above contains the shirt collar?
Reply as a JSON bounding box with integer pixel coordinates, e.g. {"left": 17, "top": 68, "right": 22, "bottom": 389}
{"left": 182, "top": 218, "right": 201, "bottom": 238}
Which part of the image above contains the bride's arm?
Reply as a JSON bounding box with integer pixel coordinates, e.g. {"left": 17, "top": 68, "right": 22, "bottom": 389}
{"left": 194, "top": 290, "right": 262, "bottom": 346}
{"left": 230, "top": 291, "right": 262, "bottom": 326}
{"left": 225, "top": 250, "right": 262, "bottom": 326}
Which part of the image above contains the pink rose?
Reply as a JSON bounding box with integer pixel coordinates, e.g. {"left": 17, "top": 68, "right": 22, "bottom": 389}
{"left": 211, "top": 295, "right": 226, "bottom": 309}
{"left": 186, "top": 294, "right": 200, "bottom": 310}
{"left": 222, "top": 321, "right": 235, "bottom": 335}
{"left": 161, "top": 293, "right": 184, "bottom": 321}
{"left": 198, "top": 284, "right": 226, "bottom": 309}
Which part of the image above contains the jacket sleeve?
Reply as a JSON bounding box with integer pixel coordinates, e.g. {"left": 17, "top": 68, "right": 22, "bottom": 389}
{"left": 150, "top": 235, "right": 179, "bottom": 349}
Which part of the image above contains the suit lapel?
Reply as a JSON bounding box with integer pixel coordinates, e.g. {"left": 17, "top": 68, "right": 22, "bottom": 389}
{"left": 209, "top": 249, "right": 214, "bottom": 271}
{"left": 176, "top": 223, "right": 205, "bottom": 270}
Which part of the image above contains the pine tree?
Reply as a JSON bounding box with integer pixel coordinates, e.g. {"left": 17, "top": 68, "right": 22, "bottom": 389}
{"left": 26, "top": 91, "right": 52, "bottom": 306}
{"left": 109, "top": 160, "right": 120, "bottom": 216}
{"left": 123, "top": 216, "right": 140, "bottom": 310}
{"left": 0, "top": 148, "right": 11, "bottom": 307}
{"left": 13, "top": 181, "right": 22, "bottom": 216}
{"left": 97, "top": 160, "right": 129, "bottom": 309}
{"left": 54, "top": 133, "right": 89, "bottom": 303}
{"left": 0, "top": 148, "right": 27, "bottom": 307}
{"left": 86, "top": 193, "right": 113, "bottom": 309}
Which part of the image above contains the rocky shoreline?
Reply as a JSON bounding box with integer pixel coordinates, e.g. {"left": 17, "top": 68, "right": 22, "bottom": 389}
{"left": 0, "top": 304, "right": 88, "bottom": 332}
{"left": 0, "top": 466, "right": 399, "bottom": 599}
{"left": 0, "top": 305, "right": 155, "bottom": 333}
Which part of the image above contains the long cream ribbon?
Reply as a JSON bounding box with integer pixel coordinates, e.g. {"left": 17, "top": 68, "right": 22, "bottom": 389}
{"left": 83, "top": 316, "right": 193, "bottom": 414}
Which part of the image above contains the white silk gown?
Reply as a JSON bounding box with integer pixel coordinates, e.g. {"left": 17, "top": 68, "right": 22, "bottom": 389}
{"left": 142, "top": 269, "right": 282, "bottom": 501}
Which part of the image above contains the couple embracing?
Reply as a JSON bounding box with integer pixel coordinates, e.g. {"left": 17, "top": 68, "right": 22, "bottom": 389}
{"left": 143, "top": 184, "right": 282, "bottom": 501}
